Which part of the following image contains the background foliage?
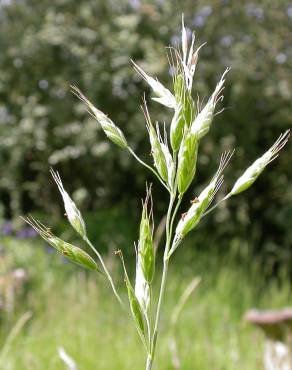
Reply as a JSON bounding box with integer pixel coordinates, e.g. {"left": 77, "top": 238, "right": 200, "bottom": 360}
{"left": 0, "top": 0, "right": 291, "bottom": 272}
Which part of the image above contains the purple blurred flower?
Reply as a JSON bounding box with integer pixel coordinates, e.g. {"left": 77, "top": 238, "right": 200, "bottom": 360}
{"left": 16, "top": 227, "right": 38, "bottom": 239}
{"left": 220, "top": 35, "right": 234, "bottom": 47}
{"left": 200, "top": 5, "right": 212, "bottom": 17}
{"left": 1, "top": 220, "right": 13, "bottom": 236}
{"left": 192, "top": 6, "right": 213, "bottom": 28}
{"left": 46, "top": 244, "right": 55, "bottom": 254}
{"left": 170, "top": 35, "right": 180, "bottom": 46}
{"left": 276, "top": 53, "right": 287, "bottom": 65}
{"left": 192, "top": 15, "right": 206, "bottom": 28}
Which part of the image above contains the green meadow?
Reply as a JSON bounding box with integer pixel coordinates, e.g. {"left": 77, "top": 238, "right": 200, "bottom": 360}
{"left": 1, "top": 235, "right": 290, "bottom": 370}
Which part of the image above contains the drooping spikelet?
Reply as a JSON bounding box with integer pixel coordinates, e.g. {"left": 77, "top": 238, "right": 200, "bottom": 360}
{"left": 71, "top": 86, "right": 128, "bottom": 149}
{"left": 22, "top": 216, "right": 99, "bottom": 271}
{"left": 117, "top": 250, "right": 145, "bottom": 336}
{"left": 132, "top": 60, "right": 176, "bottom": 109}
{"left": 175, "top": 150, "right": 234, "bottom": 240}
{"left": 230, "top": 130, "right": 290, "bottom": 195}
{"left": 50, "top": 168, "right": 86, "bottom": 238}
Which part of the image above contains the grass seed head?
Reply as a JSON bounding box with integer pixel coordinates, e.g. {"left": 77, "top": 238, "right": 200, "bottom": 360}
{"left": 171, "top": 70, "right": 195, "bottom": 152}
{"left": 71, "top": 86, "right": 127, "bottom": 149}
{"left": 143, "top": 102, "right": 169, "bottom": 183}
{"left": 230, "top": 130, "right": 290, "bottom": 196}
{"left": 180, "top": 15, "right": 206, "bottom": 92}
{"left": 170, "top": 104, "right": 184, "bottom": 152}
{"left": 191, "top": 68, "right": 230, "bottom": 139}
{"left": 117, "top": 250, "right": 145, "bottom": 336}
{"left": 50, "top": 169, "right": 87, "bottom": 238}
{"left": 135, "top": 255, "right": 150, "bottom": 313}
{"left": 175, "top": 151, "right": 233, "bottom": 237}
{"left": 132, "top": 60, "right": 176, "bottom": 109}
{"left": 127, "top": 279, "right": 145, "bottom": 336}
{"left": 22, "top": 216, "right": 99, "bottom": 271}
{"left": 159, "top": 125, "right": 175, "bottom": 189}
{"left": 138, "top": 185, "right": 155, "bottom": 284}
{"left": 177, "top": 131, "right": 199, "bottom": 194}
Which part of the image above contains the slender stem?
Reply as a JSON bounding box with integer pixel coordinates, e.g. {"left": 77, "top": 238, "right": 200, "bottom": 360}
{"left": 145, "top": 312, "right": 151, "bottom": 348}
{"left": 146, "top": 355, "right": 152, "bottom": 370}
{"left": 127, "top": 146, "right": 170, "bottom": 192}
{"left": 149, "top": 286, "right": 153, "bottom": 342}
{"left": 169, "top": 195, "right": 183, "bottom": 239}
{"left": 164, "top": 194, "right": 183, "bottom": 259}
{"left": 84, "top": 237, "right": 124, "bottom": 308}
{"left": 146, "top": 193, "right": 176, "bottom": 370}
{"left": 167, "top": 237, "right": 182, "bottom": 259}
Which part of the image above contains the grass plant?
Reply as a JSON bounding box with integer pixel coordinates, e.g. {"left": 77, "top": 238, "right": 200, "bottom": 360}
{"left": 21, "top": 16, "right": 289, "bottom": 369}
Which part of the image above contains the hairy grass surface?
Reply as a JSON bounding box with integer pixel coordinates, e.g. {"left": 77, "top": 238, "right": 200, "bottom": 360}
{"left": 1, "top": 237, "right": 290, "bottom": 370}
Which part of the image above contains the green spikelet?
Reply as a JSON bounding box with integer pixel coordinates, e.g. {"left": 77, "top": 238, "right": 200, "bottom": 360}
{"left": 177, "top": 131, "right": 199, "bottom": 194}
{"left": 117, "top": 250, "right": 145, "bottom": 336}
{"left": 138, "top": 187, "right": 155, "bottom": 283}
{"left": 142, "top": 103, "right": 168, "bottom": 182}
{"left": 71, "top": 86, "right": 127, "bottom": 149}
{"left": 22, "top": 217, "right": 100, "bottom": 272}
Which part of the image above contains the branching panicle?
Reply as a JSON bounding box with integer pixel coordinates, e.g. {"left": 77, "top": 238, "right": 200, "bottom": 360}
{"left": 24, "top": 15, "right": 290, "bottom": 370}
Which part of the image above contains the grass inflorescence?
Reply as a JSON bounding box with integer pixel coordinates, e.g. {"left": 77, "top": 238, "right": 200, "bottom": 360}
{"left": 19, "top": 15, "right": 290, "bottom": 369}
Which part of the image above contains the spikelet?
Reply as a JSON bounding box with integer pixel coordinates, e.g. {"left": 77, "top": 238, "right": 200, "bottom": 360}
{"left": 71, "top": 86, "right": 127, "bottom": 149}
{"left": 142, "top": 102, "right": 169, "bottom": 183}
{"left": 135, "top": 186, "right": 156, "bottom": 313}
{"left": 170, "top": 67, "right": 195, "bottom": 151}
{"left": 50, "top": 169, "right": 86, "bottom": 238}
{"left": 191, "top": 68, "right": 230, "bottom": 139}
{"left": 199, "top": 150, "right": 234, "bottom": 210}
{"left": 170, "top": 105, "right": 184, "bottom": 152}
{"left": 22, "top": 216, "right": 100, "bottom": 271}
{"left": 132, "top": 60, "right": 176, "bottom": 109}
{"left": 117, "top": 250, "right": 145, "bottom": 336}
{"left": 135, "top": 254, "right": 150, "bottom": 313}
{"left": 181, "top": 15, "right": 206, "bottom": 92}
{"left": 175, "top": 151, "right": 234, "bottom": 239}
{"left": 138, "top": 186, "right": 155, "bottom": 283}
{"left": 168, "top": 30, "right": 198, "bottom": 150}
{"left": 177, "top": 130, "right": 199, "bottom": 194}
{"left": 160, "top": 125, "right": 175, "bottom": 189}
{"left": 172, "top": 66, "right": 196, "bottom": 146}
{"left": 230, "top": 131, "right": 290, "bottom": 195}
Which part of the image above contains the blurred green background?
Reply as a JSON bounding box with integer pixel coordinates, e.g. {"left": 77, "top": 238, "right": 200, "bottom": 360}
{"left": 0, "top": 0, "right": 291, "bottom": 369}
